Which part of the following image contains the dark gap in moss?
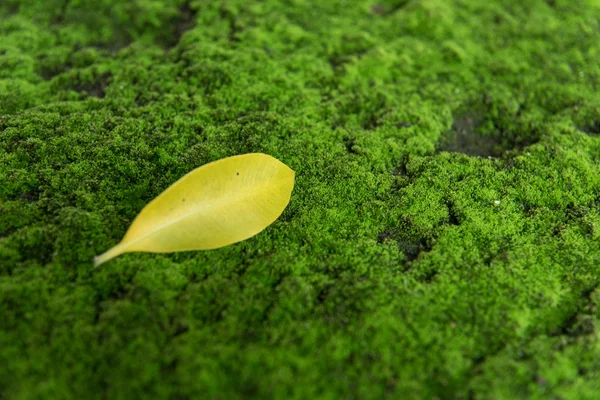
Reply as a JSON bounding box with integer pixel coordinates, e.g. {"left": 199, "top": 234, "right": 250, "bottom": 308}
{"left": 437, "top": 114, "right": 498, "bottom": 157}
{"left": 395, "top": 121, "right": 413, "bottom": 128}
{"left": 521, "top": 201, "right": 537, "bottom": 217}
{"left": 500, "top": 157, "right": 517, "bottom": 171}
{"left": 419, "top": 268, "right": 438, "bottom": 283}
{"left": 578, "top": 120, "right": 600, "bottom": 135}
{"left": 91, "top": 38, "right": 133, "bottom": 54}
{"left": 328, "top": 55, "right": 347, "bottom": 72}
{"left": 391, "top": 159, "right": 412, "bottom": 192}
{"left": 398, "top": 237, "right": 429, "bottom": 262}
{"left": 38, "top": 45, "right": 108, "bottom": 81}
{"left": 495, "top": 249, "right": 511, "bottom": 265}
{"left": 316, "top": 284, "right": 332, "bottom": 304}
{"left": 79, "top": 31, "right": 134, "bottom": 54}
{"left": 103, "top": 279, "right": 135, "bottom": 301}
{"left": 577, "top": 367, "right": 589, "bottom": 378}
{"left": 279, "top": 201, "right": 298, "bottom": 223}
{"left": 232, "top": 247, "right": 253, "bottom": 278}
{"left": 564, "top": 314, "right": 596, "bottom": 337}
{"left": 0, "top": 226, "right": 18, "bottom": 240}
{"left": 51, "top": 0, "right": 69, "bottom": 24}
{"left": 0, "top": 2, "right": 19, "bottom": 17}
{"left": 481, "top": 253, "right": 495, "bottom": 267}
{"left": 19, "top": 191, "right": 38, "bottom": 203}
{"left": 355, "top": 92, "right": 387, "bottom": 130}
{"left": 370, "top": 0, "right": 410, "bottom": 16}
{"left": 482, "top": 236, "right": 513, "bottom": 267}
{"left": 392, "top": 178, "right": 410, "bottom": 192}
{"left": 10, "top": 227, "right": 56, "bottom": 266}
{"left": 391, "top": 153, "right": 417, "bottom": 187}
{"left": 550, "top": 284, "right": 598, "bottom": 338}
{"left": 71, "top": 72, "right": 111, "bottom": 98}
{"left": 343, "top": 136, "right": 360, "bottom": 154}
{"left": 0, "top": 262, "right": 14, "bottom": 276}
{"left": 553, "top": 205, "right": 573, "bottom": 237}
{"left": 377, "top": 227, "right": 432, "bottom": 263}
{"left": 39, "top": 59, "right": 73, "bottom": 81}
{"left": 160, "top": 357, "right": 180, "bottom": 376}
{"left": 376, "top": 229, "right": 395, "bottom": 243}
{"left": 4, "top": 185, "right": 41, "bottom": 203}
{"left": 437, "top": 99, "right": 541, "bottom": 157}
{"left": 363, "top": 113, "right": 381, "bottom": 130}
{"left": 194, "top": 293, "right": 228, "bottom": 324}
{"left": 37, "top": 47, "right": 80, "bottom": 81}
{"left": 240, "top": 382, "right": 259, "bottom": 398}
{"left": 39, "top": 65, "right": 66, "bottom": 81}
{"left": 555, "top": 203, "right": 597, "bottom": 238}
{"left": 392, "top": 160, "right": 408, "bottom": 177}
{"left": 328, "top": 49, "right": 370, "bottom": 74}
{"left": 563, "top": 202, "right": 584, "bottom": 220}
{"left": 444, "top": 200, "right": 461, "bottom": 226}
{"left": 316, "top": 271, "right": 346, "bottom": 309}
{"left": 161, "top": 2, "right": 198, "bottom": 48}
{"left": 370, "top": 4, "right": 387, "bottom": 15}
{"left": 173, "top": 322, "right": 189, "bottom": 337}
{"left": 219, "top": 6, "right": 243, "bottom": 43}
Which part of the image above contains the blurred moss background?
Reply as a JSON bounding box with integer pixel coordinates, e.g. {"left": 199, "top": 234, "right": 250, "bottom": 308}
{"left": 2, "top": 0, "right": 600, "bottom": 398}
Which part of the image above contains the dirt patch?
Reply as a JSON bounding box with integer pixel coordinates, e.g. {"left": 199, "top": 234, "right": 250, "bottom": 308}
{"left": 579, "top": 120, "right": 600, "bottom": 135}
{"left": 437, "top": 114, "right": 500, "bottom": 157}
{"left": 438, "top": 100, "right": 541, "bottom": 158}
{"left": 370, "top": 1, "right": 410, "bottom": 16}
{"left": 377, "top": 228, "right": 432, "bottom": 263}
{"left": 0, "top": 3, "right": 19, "bottom": 17}
{"left": 161, "top": 3, "right": 198, "bottom": 48}
{"left": 72, "top": 72, "right": 111, "bottom": 98}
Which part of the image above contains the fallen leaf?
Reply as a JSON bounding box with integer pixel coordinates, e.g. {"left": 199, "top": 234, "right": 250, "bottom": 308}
{"left": 94, "top": 153, "right": 295, "bottom": 267}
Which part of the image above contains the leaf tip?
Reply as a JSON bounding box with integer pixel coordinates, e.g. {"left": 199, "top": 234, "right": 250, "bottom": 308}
{"left": 93, "top": 242, "right": 127, "bottom": 268}
{"left": 93, "top": 255, "right": 104, "bottom": 268}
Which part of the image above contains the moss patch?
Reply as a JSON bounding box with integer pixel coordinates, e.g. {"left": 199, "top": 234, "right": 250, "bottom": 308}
{"left": 2, "top": 0, "right": 600, "bottom": 398}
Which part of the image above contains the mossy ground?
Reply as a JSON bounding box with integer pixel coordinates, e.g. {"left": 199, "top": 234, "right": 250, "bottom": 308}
{"left": 2, "top": 0, "right": 600, "bottom": 398}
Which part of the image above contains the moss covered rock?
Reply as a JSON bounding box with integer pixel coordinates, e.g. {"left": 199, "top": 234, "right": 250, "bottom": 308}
{"left": 2, "top": 0, "right": 600, "bottom": 398}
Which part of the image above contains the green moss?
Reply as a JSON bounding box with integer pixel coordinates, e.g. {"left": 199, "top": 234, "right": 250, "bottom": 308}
{"left": 2, "top": 0, "right": 600, "bottom": 398}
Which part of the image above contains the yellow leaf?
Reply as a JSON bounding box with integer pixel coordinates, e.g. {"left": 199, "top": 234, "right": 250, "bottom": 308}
{"left": 94, "top": 153, "right": 295, "bottom": 267}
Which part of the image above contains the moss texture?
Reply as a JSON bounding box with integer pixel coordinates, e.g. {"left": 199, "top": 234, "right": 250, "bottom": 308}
{"left": 2, "top": 0, "right": 600, "bottom": 398}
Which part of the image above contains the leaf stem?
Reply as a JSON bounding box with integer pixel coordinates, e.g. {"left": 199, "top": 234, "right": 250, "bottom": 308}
{"left": 93, "top": 242, "right": 129, "bottom": 268}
